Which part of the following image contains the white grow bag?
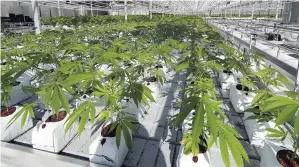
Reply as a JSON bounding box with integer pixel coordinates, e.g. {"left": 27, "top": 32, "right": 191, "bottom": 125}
{"left": 1, "top": 106, "right": 33, "bottom": 141}
{"left": 218, "top": 72, "right": 237, "bottom": 98}
{"left": 32, "top": 111, "right": 78, "bottom": 153}
{"left": 89, "top": 123, "right": 132, "bottom": 167}
{"left": 260, "top": 140, "right": 296, "bottom": 167}
{"left": 4, "top": 80, "right": 31, "bottom": 107}
{"left": 229, "top": 85, "right": 256, "bottom": 113}
{"left": 243, "top": 112, "right": 275, "bottom": 148}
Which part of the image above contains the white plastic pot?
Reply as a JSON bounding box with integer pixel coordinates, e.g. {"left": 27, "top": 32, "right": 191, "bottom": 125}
{"left": 243, "top": 112, "right": 275, "bottom": 148}
{"left": 89, "top": 123, "right": 132, "bottom": 167}
{"left": 229, "top": 85, "right": 256, "bottom": 113}
{"left": 4, "top": 80, "right": 31, "bottom": 107}
{"left": 260, "top": 140, "right": 297, "bottom": 167}
{"left": 218, "top": 72, "right": 237, "bottom": 98}
{"left": 32, "top": 111, "right": 78, "bottom": 153}
{"left": 122, "top": 99, "right": 148, "bottom": 121}
{"left": 176, "top": 145, "right": 211, "bottom": 167}
{"left": 1, "top": 106, "right": 33, "bottom": 141}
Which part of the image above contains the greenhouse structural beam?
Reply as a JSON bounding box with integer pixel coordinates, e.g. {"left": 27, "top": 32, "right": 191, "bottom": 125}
{"left": 31, "top": 0, "right": 41, "bottom": 34}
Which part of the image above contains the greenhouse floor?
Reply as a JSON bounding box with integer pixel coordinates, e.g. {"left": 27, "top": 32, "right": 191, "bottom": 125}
{"left": 2, "top": 70, "right": 261, "bottom": 167}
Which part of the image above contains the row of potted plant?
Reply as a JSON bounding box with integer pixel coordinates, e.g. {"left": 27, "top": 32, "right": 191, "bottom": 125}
{"left": 1, "top": 16, "right": 211, "bottom": 166}
{"left": 215, "top": 42, "right": 298, "bottom": 167}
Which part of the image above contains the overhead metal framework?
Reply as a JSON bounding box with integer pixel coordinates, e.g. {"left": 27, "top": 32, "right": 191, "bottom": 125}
{"left": 4, "top": 0, "right": 294, "bottom": 16}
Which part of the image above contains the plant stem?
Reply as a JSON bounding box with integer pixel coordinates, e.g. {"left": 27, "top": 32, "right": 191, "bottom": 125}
{"left": 291, "top": 136, "right": 298, "bottom": 162}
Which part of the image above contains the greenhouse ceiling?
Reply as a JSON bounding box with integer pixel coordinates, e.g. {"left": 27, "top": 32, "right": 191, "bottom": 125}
{"left": 9, "top": 0, "right": 292, "bottom": 15}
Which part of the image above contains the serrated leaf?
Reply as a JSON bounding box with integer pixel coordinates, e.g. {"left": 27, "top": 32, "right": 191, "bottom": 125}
{"left": 116, "top": 124, "right": 122, "bottom": 149}
{"left": 57, "top": 86, "right": 70, "bottom": 113}
{"left": 89, "top": 103, "right": 96, "bottom": 125}
{"left": 226, "top": 133, "right": 244, "bottom": 167}
{"left": 6, "top": 107, "right": 24, "bottom": 129}
{"left": 191, "top": 102, "right": 205, "bottom": 155}
{"left": 174, "top": 96, "right": 198, "bottom": 126}
{"left": 21, "top": 109, "right": 29, "bottom": 128}
{"left": 51, "top": 86, "right": 61, "bottom": 114}
{"left": 276, "top": 105, "right": 298, "bottom": 126}
{"left": 64, "top": 101, "right": 89, "bottom": 133}
{"left": 122, "top": 125, "right": 132, "bottom": 149}
{"left": 123, "top": 120, "right": 137, "bottom": 134}
{"left": 78, "top": 108, "right": 89, "bottom": 135}
{"left": 294, "top": 113, "right": 299, "bottom": 134}
{"left": 219, "top": 133, "right": 230, "bottom": 167}
{"left": 206, "top": 104, "right": 218, "bottom": 140}
{"left": 175, "top": 62, "right": 189, "bottom": 72}
{"left": 63, "top": 73, "right": 94, "bottom": 87}
{"left": 263, "top": 99, "right": 296, "bottom": 112}
{"left": 251, "top": 92, "right": 265, "bottom": 106}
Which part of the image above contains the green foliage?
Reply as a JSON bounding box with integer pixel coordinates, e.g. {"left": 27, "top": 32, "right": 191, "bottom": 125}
{"left": 2, "top": 15, "right": 258, "bottom": 164}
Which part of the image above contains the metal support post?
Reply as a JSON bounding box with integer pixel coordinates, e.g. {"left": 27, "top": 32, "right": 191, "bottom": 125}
{"left": 275, "top": 1, "right": 280, "bottom": 19}
{"left": 251, "top": 2, "right": 255, "bottom": 19}
{"left": 58, "top": 0, "right": 61, "bottom": 16}
{"left": 31, "top": 0, "right": 41, "bottom": 34}
{"left": 124, "top": 0, "right": 127, "bottom": 21}
{"left": 90, "top": 0, "right": 93, "bottom": 16}
{"left": 149, "top": 0, "right": 152, "bottom": 20}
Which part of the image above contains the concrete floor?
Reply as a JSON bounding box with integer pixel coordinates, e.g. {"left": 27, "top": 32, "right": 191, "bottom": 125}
{"left": 4, "top": 70, "right": 261, "bottom": 167}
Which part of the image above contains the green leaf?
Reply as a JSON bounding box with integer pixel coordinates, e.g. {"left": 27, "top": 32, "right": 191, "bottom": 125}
{"left": 90, "top": 103, "right": 96, "bottom": 125}
{"left": 207, "top": 135, "right": 215, "bottom": 150}
{"left": 191, "top": 102, "right": 205, "bottom": 155}
{"left": 276, "top": 105, "right": 298, "bottom": 126}
{"left": 219, "top": 133, "right": 230, "bottom": 167}
{"left": 263, "top": 99, "right": 297, "bottom": 113}
{"left": 21, "top": 108, "right": 29, "bottom": 128}
{"left": 226, "top": 133, "right": 245, "bottom": 167}
{"left": 174, "top": 96, "right": 198, "bottom": 126}
{"left": 175, "top": 62, "right": 189, "bottom": 72}
{"left": 45, "top": 86, "right": 53, "bottom": 110}
{"left": 6, "top": 107, "right": 25, "bottom": 129}
{"left": 294, "top": 113, "right": 299, "bottom": 135}
{"left": 251, "top": 92, "right": 265, "bottom": 106}
{"left": 206, "top": 104, "right": 218, "bottom": 140}
{"left": 141, "top": 85, "right": 155, "bottom": 102}
{"left": 122, "top": 125, "right": 132, "bottom": 149}
{"left": 98, "top": 110, "right": 110, "bottom": 121}
{"left": 64, "top": 101, "right": 89, "bottom": 133}
{"left": 123, "top": 120, "right": 137, "bottom": 134}
{"left": 63, "top": 73, "right": 94, "bottom": 87}
{"left": 51, "top": 86, "right": 61, "bottom": 114}
{"left": 78, "top": 108, "right": 89, "bottom": 135}
{"left": 57, "top": 86, "right": 70, "bottom": 113}
{"left": 116, "top": 124, "right": 122, "bottom": 149}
